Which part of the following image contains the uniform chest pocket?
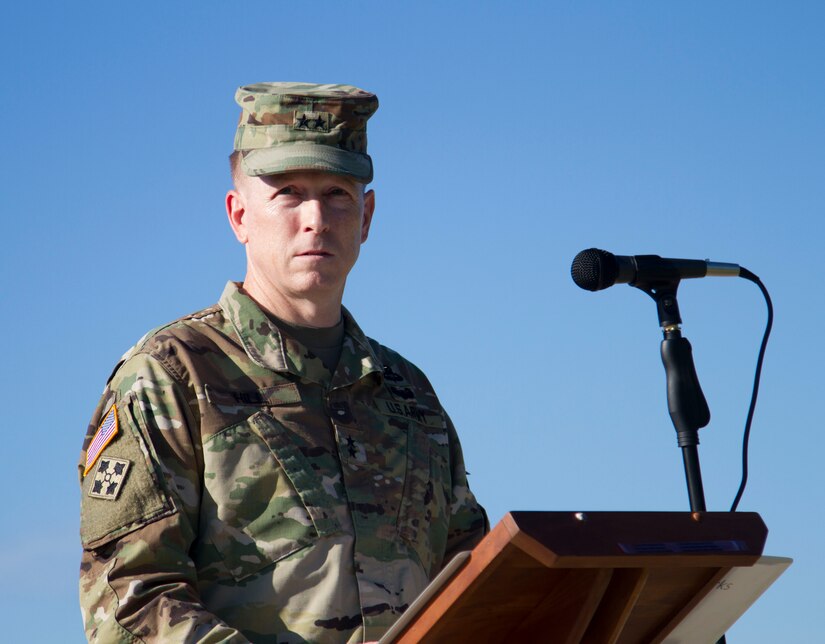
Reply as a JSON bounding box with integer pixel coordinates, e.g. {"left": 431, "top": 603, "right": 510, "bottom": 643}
{"left": 395, "top": 414, "right": 453, "bottom": 579}
{"left": 199, "top": 411, "right": 341, "bottom": 582}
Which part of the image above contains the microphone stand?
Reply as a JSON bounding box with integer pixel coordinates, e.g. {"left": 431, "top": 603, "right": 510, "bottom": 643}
{"left": 634, "top": 279, "right": 727, "bottom": 643}
{"left": 634, "top": 279, "right": 710, "bottom": 512}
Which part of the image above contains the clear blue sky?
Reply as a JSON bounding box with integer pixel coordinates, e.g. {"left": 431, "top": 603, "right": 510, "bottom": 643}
{"left": 2, "top": 2, "right": 822, "bottom": 641}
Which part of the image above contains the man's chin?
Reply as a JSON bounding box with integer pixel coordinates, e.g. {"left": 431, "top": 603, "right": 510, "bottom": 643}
{"left": 289, "top": 274, "right": 346, "bottom": 297}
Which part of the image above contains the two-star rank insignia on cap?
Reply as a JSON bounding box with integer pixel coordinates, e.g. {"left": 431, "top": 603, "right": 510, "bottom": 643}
{"left": 293, "top": 110, "right": 331, "bottom": 132}
{"left": 84, "top": 405, "right": 119, "bottom": 476}
{"left": 88, "top": 457, "right": 131, "bottom": 500}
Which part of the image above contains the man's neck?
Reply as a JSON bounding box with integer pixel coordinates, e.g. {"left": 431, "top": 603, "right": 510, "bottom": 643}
{"left": 241, "top": 278, "right": 343, "bottom": 328}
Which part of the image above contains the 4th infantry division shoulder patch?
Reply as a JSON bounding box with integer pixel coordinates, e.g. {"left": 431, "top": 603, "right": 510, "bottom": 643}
{"left": 89, "top": 457, "right": 131, "bottom": 500}
{"left": 84, "top": 405, "right": 119, "bottom": 476}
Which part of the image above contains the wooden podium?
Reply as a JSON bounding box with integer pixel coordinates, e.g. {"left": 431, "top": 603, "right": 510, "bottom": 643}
{"left": 381, "top": 511, "right": 769, "bottom": 644}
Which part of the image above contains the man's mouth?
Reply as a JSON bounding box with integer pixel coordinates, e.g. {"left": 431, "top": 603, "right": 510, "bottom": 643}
{"left": 298, "top": 250, "right": 333, "bottom": 257}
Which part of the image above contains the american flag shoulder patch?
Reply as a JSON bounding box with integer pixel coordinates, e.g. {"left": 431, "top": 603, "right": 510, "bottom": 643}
{"left": 84, "top": 404, "right": 119, "bottom": 476}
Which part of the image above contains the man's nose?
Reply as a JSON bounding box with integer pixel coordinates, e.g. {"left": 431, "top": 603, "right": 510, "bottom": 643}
{"left": 300, "top": 198, "right": 330, "bottom": 232}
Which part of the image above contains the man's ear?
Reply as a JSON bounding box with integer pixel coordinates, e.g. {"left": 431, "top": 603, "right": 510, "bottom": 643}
{"left": 226, "top": 189, "right": 248, "bottom": 244}
{"left": 361, "top": 189, "right": 375, "bottom": 243}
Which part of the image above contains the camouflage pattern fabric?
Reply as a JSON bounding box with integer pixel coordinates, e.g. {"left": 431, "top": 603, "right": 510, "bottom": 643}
{"left": 234, "top": 82, "right": 378, "bottom": 182}
{"left": 78, "top": 282, "right": 488, "bottom": 643}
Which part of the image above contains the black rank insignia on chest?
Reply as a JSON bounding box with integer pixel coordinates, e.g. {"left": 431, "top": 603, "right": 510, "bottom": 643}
{"left": 88, "top": 457, "right": 131, "bottom": 501}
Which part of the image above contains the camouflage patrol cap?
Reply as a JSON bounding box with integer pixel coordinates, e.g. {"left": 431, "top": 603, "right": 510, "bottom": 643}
{"left": 234, "top": 82, "right": 379, "bottom": 183}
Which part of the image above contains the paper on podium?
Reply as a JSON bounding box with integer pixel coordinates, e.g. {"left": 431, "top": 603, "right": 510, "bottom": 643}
{"left": 663, "top": 555, "right": 792, "bottom": 643}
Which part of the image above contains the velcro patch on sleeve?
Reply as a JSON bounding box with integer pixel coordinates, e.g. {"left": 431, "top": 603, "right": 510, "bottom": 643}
{"left": 80, "top": 397, "right": 176, "bottom": 549}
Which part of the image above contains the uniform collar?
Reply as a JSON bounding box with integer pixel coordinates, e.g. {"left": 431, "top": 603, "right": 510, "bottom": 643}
{"left": 332, "top": 308, "right": 384, "bottom": 390}
{"left": 219, "top": 281, "right": 382, "bottom": 388}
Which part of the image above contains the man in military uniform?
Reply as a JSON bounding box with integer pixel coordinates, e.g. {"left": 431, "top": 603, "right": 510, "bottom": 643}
{"left": 78, "top": 82, "right": 488, "bottom": 643}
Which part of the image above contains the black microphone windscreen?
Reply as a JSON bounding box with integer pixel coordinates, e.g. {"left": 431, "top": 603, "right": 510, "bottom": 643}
{"left": 571, "top": 248, "right": 619, "bottom": 291}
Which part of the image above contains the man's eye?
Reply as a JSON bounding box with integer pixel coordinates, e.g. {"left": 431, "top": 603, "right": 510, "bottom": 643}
{"left": 277, "top": 187, "right": 295, "bottom": 196}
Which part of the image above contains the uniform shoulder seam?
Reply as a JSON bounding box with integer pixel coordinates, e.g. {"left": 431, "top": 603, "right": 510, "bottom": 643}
{"left": 109, "top": 303, "right": 224, "bottom": 386}
{"left": 129, "top": 303, "right": 223, "bottom": 353}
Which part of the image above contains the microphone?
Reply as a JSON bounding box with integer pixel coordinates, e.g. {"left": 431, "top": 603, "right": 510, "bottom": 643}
{"left": 571, "top": 248, "right": 741, "bottom": 292}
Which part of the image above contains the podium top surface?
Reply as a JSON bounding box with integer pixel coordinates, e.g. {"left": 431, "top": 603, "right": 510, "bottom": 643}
{"left": 503, "top": 510, "right": 767, "bottom": 567}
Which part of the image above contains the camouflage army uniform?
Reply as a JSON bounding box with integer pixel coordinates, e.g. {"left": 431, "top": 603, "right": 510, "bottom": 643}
{"left": 78, "top": 282, "right": 488, "bottom": 643}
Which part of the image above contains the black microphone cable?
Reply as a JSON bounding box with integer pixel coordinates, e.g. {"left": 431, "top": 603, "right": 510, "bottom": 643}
{"left": 730, "top": 268, "right": 773, "bottom": 512}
